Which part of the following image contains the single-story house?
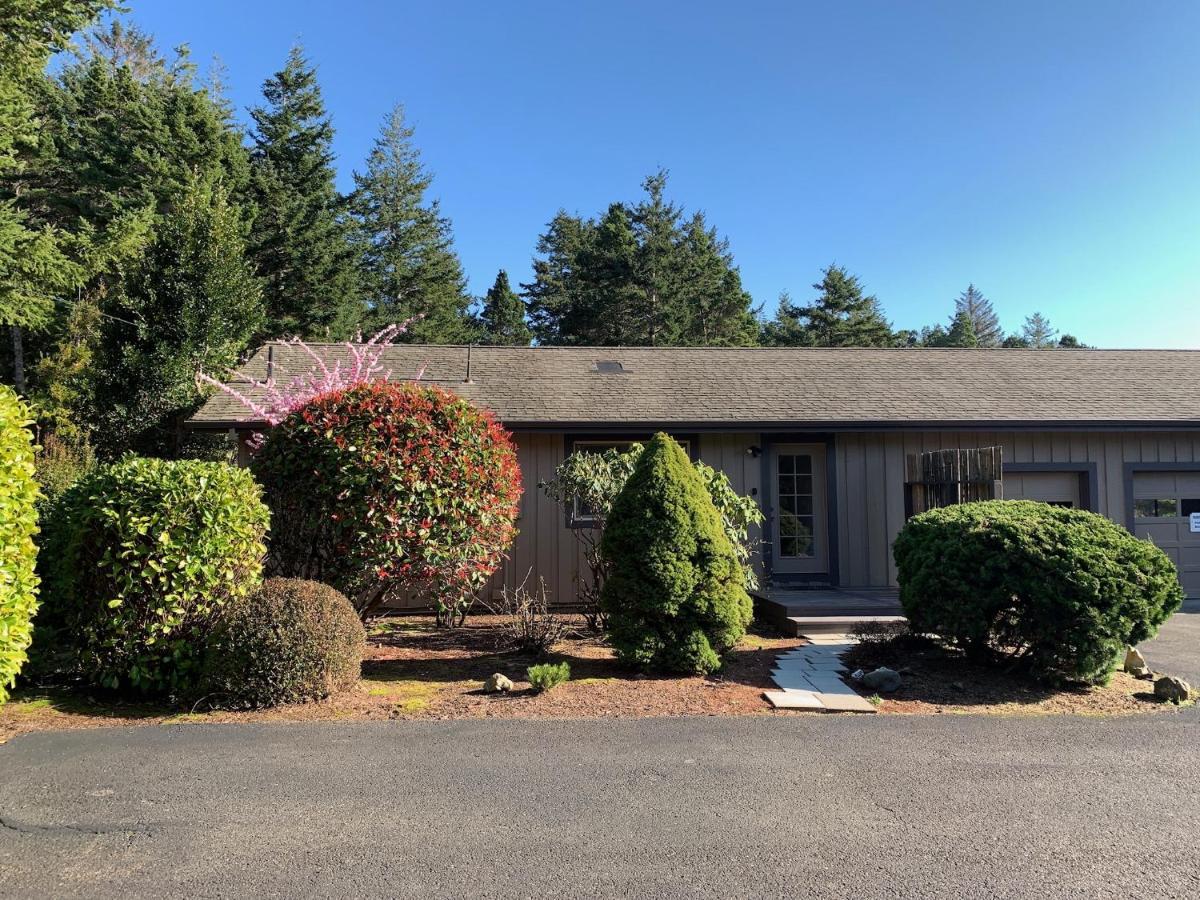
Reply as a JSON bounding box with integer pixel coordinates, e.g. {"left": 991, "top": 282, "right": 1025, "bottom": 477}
{"left": 189, "top": 345, "right": 1200, "bottom": 605}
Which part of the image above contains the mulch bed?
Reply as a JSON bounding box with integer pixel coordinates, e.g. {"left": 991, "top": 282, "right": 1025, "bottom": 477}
{"left": 1, "top": 616, "right": 1188, "bottom": 741}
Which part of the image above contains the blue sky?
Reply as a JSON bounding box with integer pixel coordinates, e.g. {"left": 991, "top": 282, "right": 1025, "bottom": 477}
{"left": 125, "top": 1, "right": 1200, "bottom": 347}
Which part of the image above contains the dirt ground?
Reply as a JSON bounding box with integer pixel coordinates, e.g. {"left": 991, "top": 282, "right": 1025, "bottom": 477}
{"left": 0, "top": 615, "right": 1186, "bottom": 741}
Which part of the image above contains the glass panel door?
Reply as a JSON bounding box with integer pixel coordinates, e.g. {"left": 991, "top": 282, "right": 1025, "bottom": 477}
{"left": 771, "top": 443, "right": 827, "bottom": 575}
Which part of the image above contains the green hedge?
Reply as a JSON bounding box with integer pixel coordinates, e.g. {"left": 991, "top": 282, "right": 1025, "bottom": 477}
{"left": 202, "top": 578, "right": 364, "bottom": 708}
{"left": 600, "top": 433, "right": 753, "bottom": 674}
{"left": 0, "top": 387, "right": 41, "bottom": 704}
{"left": 893, "top": 500, "right": 1183, "bottom": 684}
{"left": 42, "top": 457, "right": 269, "bottom": 695}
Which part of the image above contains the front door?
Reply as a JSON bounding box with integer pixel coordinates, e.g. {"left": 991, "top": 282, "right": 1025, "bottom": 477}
{"left": 770, "top": 444, "right": 828, "bottom": 576}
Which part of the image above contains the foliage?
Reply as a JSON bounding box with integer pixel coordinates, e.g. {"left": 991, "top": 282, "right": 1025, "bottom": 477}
{"left": 251, "top": 382, "right": 521, "bottom": 622}
{"left": 201, "top": 578, "right": 364, "bottom": 708}
{"left": 482, "top": 573, "right": 567, "bottom": 654}
{"left": 248, "top": 45, "right": 361, "bottom": 339}
{"left": 953, "top": 284, "right": 1001, "bottom": 346}
{"left": 32, "top": 428, "right": 96, "bottom": 515}
{"left": 599, "top": 434, "right": 753, "bottom": 674}
{"left": 477, "top": 269, "right": 532, "bottom": 346}
{"left": 541, "top": 442, "right": 763, "bottom": 630}
{"left": 1019, "top": 312, "right": 1058, "bottom": 349}
{"left": 526, "top": 661, "right": 570, "bottom": 693}
{"left": 524, "top": 171, "right": 758, "bottom": 346}
{"left": 349, "top": 104, "right": 476, "bottom": 343}
{"left": 893, "top": 500, "right": 1183, "bottom": 685}
{"left": 88, "top": 176, "right": 264, "bottom": 458}
{"left": 41, "top": 457, "right": 269, "bottom": 695}
{"left": 0, "top": 386, "right": 42, "bottom": 703}
{"left": 920, "top": 309, "right": 980, "bottom": 348}
{"left": 761, "top": 265, "right": 895, "bottom": 347}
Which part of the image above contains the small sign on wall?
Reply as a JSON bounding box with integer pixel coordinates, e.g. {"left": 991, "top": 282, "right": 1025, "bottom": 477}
{"left": 1191, "top": 512, "right": 1200, "bottom": 534}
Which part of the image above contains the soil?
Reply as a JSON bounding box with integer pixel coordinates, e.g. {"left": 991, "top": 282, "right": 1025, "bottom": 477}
{"left": 0, "top": 616, "right": 1186, "bottom": 741}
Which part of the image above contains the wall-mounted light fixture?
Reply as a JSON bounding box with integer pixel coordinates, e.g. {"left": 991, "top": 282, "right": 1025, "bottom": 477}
{"left": 746, "top": 445, "right": 762, "bottom": 458}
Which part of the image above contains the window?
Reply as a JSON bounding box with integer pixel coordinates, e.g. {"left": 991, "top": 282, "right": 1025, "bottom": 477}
{"left": 568, "top": 438, "right": 691, "bottom": 526}
{"left": 1134, "top": 498, "right": 1179, "bottom": 519}
{"left": 777, "top": 453, "right": 815, "bottom": 558}
{"left": 1182, "top": 498, "right": 1200, "bottom": 518}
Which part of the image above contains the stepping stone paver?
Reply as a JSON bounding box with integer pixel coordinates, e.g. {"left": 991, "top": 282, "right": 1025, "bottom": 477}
{"left": 763, "top": 690, "right": 824, "bottom": 710}
{"left": 767, "top": 636, "right": 876, "bottom": 713}
{"left": 816, "top": 692, "right": 878, "bottom": 713}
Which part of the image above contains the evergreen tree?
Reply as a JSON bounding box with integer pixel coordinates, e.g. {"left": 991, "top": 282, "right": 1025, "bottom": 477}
{"left": 248, "top": 45, "right": 360, "bottom": 339}
{"left": 953, "top": 283, "right": 1002, "bottom": 346}
{"left": 763, "top": 265, "right": 895, "bottom": 347}
{"left": 349, "top": 104, "right": 475, "bottom": 342}
{"left": 922, "top": 309, "right": 979, "bottom": 348}
{"left": 0, "top": 1, "right": 116, "bottom": 391}
{"left": 1020, "top": 312, "right": 1058, "bottom": 349}
{"left": 759, "top": 291, "right": 813, "bottom": 346}
{"left": 477, "top": 270, "right": 531, "bottom": 345}
{"left": 89, "top": 177, "right": 263, "bottom": 457}
{"left": 523, "top": 171, "right": 757, "bottom": 346}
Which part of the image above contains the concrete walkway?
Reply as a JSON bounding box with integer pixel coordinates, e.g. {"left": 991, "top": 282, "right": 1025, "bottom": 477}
{"left": 764, "top": 633, "right": 877, "bottom": 712}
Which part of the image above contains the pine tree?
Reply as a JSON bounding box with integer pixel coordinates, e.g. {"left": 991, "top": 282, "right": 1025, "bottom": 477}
{"left": 953, "top": 284, "right": 1002, "bottom": 346}
{"left": 349, "top": 104, "right": 475, "bottom": 342}
{"left": 1020, "top": 312, "right": 1058, "bottom": 349}
{"left": 763, "top": 265, "right": 895, "bottom": 347}
{"left": 248, "top": 46, "right": 361, "bottom": 339}
{"left": 760, "top": 291, "right": 813, "bottom": 346}
{"left": 523, "top": 171, "right": 757, "bottom": 346}
{"left": 89, "top": 177, "right": 263, "bottom": 457}
{"left": 477, "top": 270, "right": 531, "bottom": 345}
{"left": 922, "top": 309, "right": 979, "bottom": 347}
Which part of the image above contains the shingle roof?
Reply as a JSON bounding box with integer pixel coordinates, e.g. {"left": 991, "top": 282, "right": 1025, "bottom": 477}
{"left": 188, "top": 344, "right": 1200, "bottom": 429}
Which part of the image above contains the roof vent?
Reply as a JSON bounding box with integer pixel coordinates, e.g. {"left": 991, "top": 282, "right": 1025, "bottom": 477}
{"left": 594, "top": 359, "right": 627, "bottom": 375}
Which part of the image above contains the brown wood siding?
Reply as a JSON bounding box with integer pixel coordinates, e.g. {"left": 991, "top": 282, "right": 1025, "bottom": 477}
{"left": 835, "top": 430, "right": 1200, "bottom": 589}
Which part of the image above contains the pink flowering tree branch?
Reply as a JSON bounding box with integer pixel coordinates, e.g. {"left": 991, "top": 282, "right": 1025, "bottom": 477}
{"left": 197, "top": 323, "right": 425, "bottom": 443}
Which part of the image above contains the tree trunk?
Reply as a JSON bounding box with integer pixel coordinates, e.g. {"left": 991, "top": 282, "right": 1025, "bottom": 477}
{"left": 10, "top": 326, "right": 25, "bottom": 394}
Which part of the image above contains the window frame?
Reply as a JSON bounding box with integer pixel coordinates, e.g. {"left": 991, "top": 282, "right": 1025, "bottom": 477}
{"left": 563, "top": 433, "right": 698, "bottom": 528}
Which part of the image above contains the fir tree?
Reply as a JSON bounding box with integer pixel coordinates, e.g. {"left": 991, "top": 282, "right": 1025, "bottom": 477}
{"left": 953, "top": 284, "right": 1002, "bottom": 346}
{"left": 1020, "top": 312, "right": 1058, "bottom": 348}
{"left": 922, "top": 309, "right": 979, "bottom": 347}
{"left": 248, "top": 45, "right": 360, "bottom": 339}
{"left": 763, "top": 265, "right": 895, "bottom": 347}
{"left": 349, "top": 104, "right": 475, "bottom": 342}
{"left": 477, "top": 270, "right": 531, "bottom": 345}
{"left": 523, "top": 171, "right": 757, "bottom": 346}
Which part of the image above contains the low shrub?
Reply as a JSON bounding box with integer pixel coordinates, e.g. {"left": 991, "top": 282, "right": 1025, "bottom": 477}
{"left": 202, "top": 578, "right": 365, "bottom": 708}
{"left": 252, "top": 382, "right": 521, "bottom": 623}
{"left": 0, "top": 387, "right": 42, "bottom": 704}
{"left": 483, "top": 573, "right": 567, "bottom": 654}
{"left": 600, "top": 433, "right": 753, "bottom": 675}
{"left": 42, "top": 457, "right": 269, "bottom": 695}
{"left": 32, "top": 429, "right": 96, "bottom": 517}
{"left": 893, "top": 500, "right": 1183, "bottom": 685}
{"left": 526, "top": 661, "right": 570, "bottom": 693}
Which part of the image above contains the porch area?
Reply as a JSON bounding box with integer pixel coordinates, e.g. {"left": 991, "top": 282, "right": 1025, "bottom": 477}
{"left": 754, "top": 588, "right": 905, "bottom": 637}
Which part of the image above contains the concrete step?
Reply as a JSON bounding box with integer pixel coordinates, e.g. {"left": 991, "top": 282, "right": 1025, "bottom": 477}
{"left": 786, "top": 614, "right": 906, "bottom": 637}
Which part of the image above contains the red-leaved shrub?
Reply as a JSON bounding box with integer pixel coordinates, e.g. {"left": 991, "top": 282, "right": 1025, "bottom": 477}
{"left": 252, "top": 382, "right": 521, "bottom": 621}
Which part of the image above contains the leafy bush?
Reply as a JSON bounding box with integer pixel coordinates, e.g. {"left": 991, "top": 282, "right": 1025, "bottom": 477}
{"left": 32, "top": 429, "right": 96, "bottom": 516}
{"left": 252, "top": 382, "right": 521, "bottom": 623}
{"left": 483, "top": 573, "right": 567, "bottom": 654}
{"left": 42, "top": 457, "right": 269, "bottom": 695}
{"left": 0, "top": 387, "right": 42, "bottom": 704}
{"left": 893, "top": 500, "right": 1183, "bottom": 685}
{"left": 202, "top": 578, "right": 365, "bottom": 708}
{"left": 540, "top": 441, "right": 762, "bottom": 630}
{"left": 526, "top": 661, "right": 570, "bottom": 693}
{"left": 600, "top": 433, "right": 753, "bottom": 674}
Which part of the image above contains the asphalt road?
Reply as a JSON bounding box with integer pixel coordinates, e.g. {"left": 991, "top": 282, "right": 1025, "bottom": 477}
{"left": 1, "top": 613, "right": 1197, "bottom": 900}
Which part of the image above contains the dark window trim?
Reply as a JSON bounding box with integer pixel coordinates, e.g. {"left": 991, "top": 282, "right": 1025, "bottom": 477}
{"left": 1003, "top": 462, "right": 1099, "bottom": 513}
{"left": 560, "top": 432, "right": 699, "bottom": 529}
{"left": 760, "top": 432, "right": 838, "bottom": 587}
{"left": 1123, "top": 462, "right": 1200, "bottom": 530}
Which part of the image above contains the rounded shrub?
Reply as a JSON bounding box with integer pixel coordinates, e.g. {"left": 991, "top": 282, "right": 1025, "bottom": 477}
{"left": 600, "top": 433, "right": 753, "bottom": 674}
{"left": 0, "top": 387, "right": 42, "bottom": 704}
{"left": 893, "top": 500, "right": 1183, "bottom": 685}
{"left": 252, "top": 382, "right": 522, "bottom": 621}
{"left": 42, "top": 457, "right": 269, "bottom": 695}
{"left": 201, "top": 578, "right": 365, "bottom": 708}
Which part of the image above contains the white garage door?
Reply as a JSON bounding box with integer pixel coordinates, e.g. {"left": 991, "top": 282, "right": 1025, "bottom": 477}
{"left": 1005, "top": 471, "right": 1081, "bottom": 508}
{"left": 1133, "top": 472, "right": 1200, "bottom": 599}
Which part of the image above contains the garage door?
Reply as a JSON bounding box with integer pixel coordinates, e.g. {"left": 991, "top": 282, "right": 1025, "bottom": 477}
{"left": 1005, "top": 471, "right": 1081, "bottom": 508}
{"left": 1133, "top": 472, "right": 1200, "bottom": 598}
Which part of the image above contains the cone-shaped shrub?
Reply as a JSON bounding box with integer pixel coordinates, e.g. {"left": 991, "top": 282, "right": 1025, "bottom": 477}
{"left": 600, "top": 433, "right": 753, "bottom": 674}
{"left": 0, "top": 387, "right": 41, "bottom": 704}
